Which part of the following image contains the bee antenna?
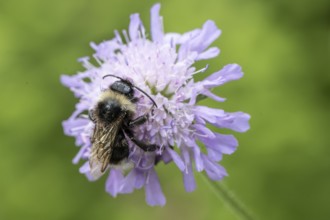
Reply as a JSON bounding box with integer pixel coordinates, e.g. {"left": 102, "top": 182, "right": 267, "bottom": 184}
{"left": 132, "top": 85, "right": 158, "bottom": 108}
{"left": 103, "top": 74, "right": 125, "bottom": 81}
{"left": 103, "top": 74, "right": 158, "bottom": 108}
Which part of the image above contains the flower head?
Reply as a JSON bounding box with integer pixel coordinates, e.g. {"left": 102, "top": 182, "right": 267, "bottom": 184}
{"left": 61, "top": 3, "right": 250, "bottom": 206}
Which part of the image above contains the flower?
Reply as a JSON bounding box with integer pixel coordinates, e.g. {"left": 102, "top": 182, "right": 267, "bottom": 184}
{"left": 61, "top": 3, "right": 250, "bottom": 206}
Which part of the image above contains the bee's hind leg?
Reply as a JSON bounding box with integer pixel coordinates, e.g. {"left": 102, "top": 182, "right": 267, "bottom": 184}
{"left": 128, "top": 115, "right": 148, "bottom": 127}
{"left": 133, "top": 138, "right": 158, "bottom": 152}
{"left": 124, "top": 130, "right": 158, "bottom": 152}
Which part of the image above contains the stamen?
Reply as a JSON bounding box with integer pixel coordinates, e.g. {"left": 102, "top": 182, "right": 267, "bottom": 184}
{"left": 92, "top": 54, "right": 103, "bottom": 66}
{"left": 114, "top": 30, "right": 123, "bottom": 44}
{"left": 122, "top": 30, "right": 130, "bottom": 44}
{"left": 192, "top": 64, "right": 209, "bottom": 75}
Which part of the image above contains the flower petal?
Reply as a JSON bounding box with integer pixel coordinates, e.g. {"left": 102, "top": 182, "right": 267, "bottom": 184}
{"left": 145, "top": 168, "right": 166, "bottom": 206}
{"left": 214, "top": 112, "right": 251, "bottom": 132}
{"left": 183, "top": 162, "right": 196, "bottom": 192}
{"left": 189, "top": 20, "right": 221, "bottom": 54}
{"left": 150, "top": 3, "right": 163, "bottom": 43}
{"left": 192, "top": 145, "right": 204, "bottom": 172}
{"left": 79, "top": 161, "right": 96, "bottom": 181}
{"left": 199, "top": 133, "right": 238, "bottom": 155}
{"left": 204, "top": 64, "right": 243, "bottom": 88}
{"left": 196, "top": 47, "right": 220, "bottom": 60}
{"left": 193, "top": 105, "right": 225, "bottom": 124}
{"left": 62, "top": 118, "right": 90, "bottom": 146}
{"left": 119, "top": 168, "right": 146, "bottom": 193}
{"left": 134, "top": 169, "right": 146, "bottom": 189}
{"left": 119, "top": 169, "right": 136, "bottom": 194}
{"left": 207, "top": 148, "right": 223, "bottom": 162}
{"left": 166, "top": 147, "right": 185, "bottom": 171}
{"left": 105, "top": 169, "right": 124, "bottom": 197}
{"left": 91, "top": 39, "right": 122, "bottom": 62}
{"left": 129, "top": 13, "right": 143, "bottom": 41}
{"left": 193, "top": 123, "right": 216, "bottom": 139}
{"left": 202, "top": 155, "right": 228, "bottom": 181}
{"left": 72, "top": 145, "right": 88, "bottom": 164}
{"left": 61, "top": 74, "right": 80, "bottom": 88}
{"left": 160, "top": 148, "right": 173, "bottom": 164}
{"left": 181, "top": 147, "right": 196, "bottom": 192}
{"left": 201, "top": 89, "right": 226, "bottom": 102}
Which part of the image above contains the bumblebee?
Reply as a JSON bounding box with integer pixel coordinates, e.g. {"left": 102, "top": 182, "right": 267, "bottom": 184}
{"left": 89, "top": 75, "right": 158, "bottom": 177}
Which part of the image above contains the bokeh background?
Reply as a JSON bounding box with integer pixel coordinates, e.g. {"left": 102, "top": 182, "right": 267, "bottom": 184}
{"left": 0, "top": 0, "right": 328, "bottom": 219}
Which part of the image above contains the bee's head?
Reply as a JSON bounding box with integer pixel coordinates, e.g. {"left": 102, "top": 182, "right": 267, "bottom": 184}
{"left": 97, "top": 99, "right": 122, "bottom": 124}
{"left": 110, "top": 80, "right": 134, "bottom": 99}
{"left": 103, "top": 74, "right": 158, "bottom": 108}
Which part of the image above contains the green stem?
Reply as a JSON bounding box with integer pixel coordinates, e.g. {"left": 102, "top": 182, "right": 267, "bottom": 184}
{"left": 201, "top": 173, "right": 255, "bottom": 220}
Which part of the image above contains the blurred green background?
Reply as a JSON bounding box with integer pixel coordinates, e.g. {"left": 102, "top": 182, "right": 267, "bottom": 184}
{"left": 0, "top": 0, "right": 328, "bottom": 219}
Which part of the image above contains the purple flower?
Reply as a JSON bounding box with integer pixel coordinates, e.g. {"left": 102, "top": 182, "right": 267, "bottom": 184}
{"left": 61, "top": 3, "right": 250, "bottom": 206}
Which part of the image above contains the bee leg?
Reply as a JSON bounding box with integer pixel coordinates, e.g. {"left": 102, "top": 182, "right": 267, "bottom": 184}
{"left": 132, "top": 138, "right": 158, "bottom": 152}
{"left": 129, "top": 105, "right": 157, "bottom": 127}
{"left": 128, "top": 115, "right": 148, "bottom": 127}
{"left": 88, "top": 109, "right": 96, "bottom": 123}
{"left": 130, "top": 97, "right": 139, "bottom": 103}
{"left": 125, "top": 130, "right": 158, "bottom": 152}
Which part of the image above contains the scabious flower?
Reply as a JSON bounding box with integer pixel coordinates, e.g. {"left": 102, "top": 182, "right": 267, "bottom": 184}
{"left": 61, "top": 3, "right": 250, "bottom": 206}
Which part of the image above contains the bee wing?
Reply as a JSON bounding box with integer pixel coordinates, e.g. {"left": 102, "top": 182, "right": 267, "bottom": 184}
{"left": 89, "top": 117, "right": 124, "bottom": 178}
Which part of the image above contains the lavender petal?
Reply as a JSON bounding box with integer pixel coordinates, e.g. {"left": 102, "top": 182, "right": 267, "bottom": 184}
{"left": 134, "top": 169, "right": 146, "bottom": 189}
{"left": 196, "top": 47, "right": 220, "bottom": 60}
{"left": 119, "top": 169, "right": 136, "bottom": 194}
{"left": 145, "top": 168, "right": 166, "bottom": 206}
{"left": 79, "top": 161, "right": 96, "bottom": 181}
{"left": 189, "top": 20, "right": 221, "bottom": 54}
{"left": 150, "top": 3, "right": 163, "bottom": 43}
{"left": 166, "top": 147, "right": 185, "bottom": 171}
{"left": 129, "top": 13, "right": 143, "bottom": 41}
{"left": 183, "top": 162, "right": 196, "bottom": 192}
{"left": 214, "top": 112, "right": 251, "bottom": 132}
{"left": 207, "top": 148, "right": 223, "bottom": 162}
{"left": 192, "top": 144, "right": 204, "bottom": 172}
{"left": 105, "top": 169, "right": 124, "bottom": 197}
{"left": 199, "top": 133, "right": 238, "bottom": 155}
{"left": 204, "top": 64, "right": 243, "bottom": 88}
{"left": 202, "top": 154, "right": 228, "bottom": 181}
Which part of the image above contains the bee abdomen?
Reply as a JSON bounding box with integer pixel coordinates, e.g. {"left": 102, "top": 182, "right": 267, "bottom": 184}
{"left": 110, "top": 144, "right": 129, "bottom": 164}
{"left": 109, "top": 131, "right": 129, "bottom": 164}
